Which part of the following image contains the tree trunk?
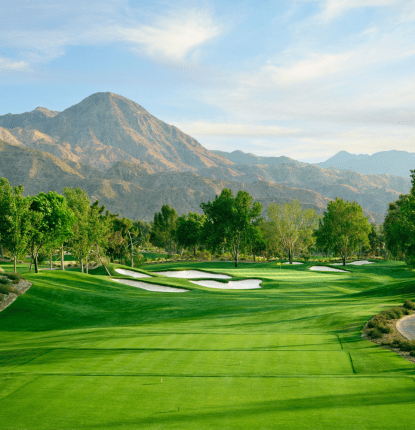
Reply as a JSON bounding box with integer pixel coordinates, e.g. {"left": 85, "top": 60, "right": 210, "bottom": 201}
{"left": 235, "top": 251, "right": 238, "bottom": 268}
{"left": 61, "top": 246, "right": 64, "bottom": 271}
{"left": 34, "top": 256, "right": 39, "bottom": 274}
{"left": 80, "top": 260, "right": 84, "bottom": 273}
{"left": 50, "top": 252, "right": 53, "bottom": 270}
{"left": 29, "top": 257, "right": 33, "bottom": 272}
{"left": 86, "top": 258, "right": 89, "bottom": 275}
{"left": 0, "top": 245, "right": 3, "bottom": 259}
{"left": 289, "top": 249, "right": 293, "bottom": 264}
{"left": 13, "top": 254, "right": 17, "bottom": 273}
{"left": 342, "top": 254, "right": 346, "bottom": 266}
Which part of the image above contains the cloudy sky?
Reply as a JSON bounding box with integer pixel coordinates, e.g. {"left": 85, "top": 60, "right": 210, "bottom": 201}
{"left": 1, "top": 0, "right": 414, "bottom": 162}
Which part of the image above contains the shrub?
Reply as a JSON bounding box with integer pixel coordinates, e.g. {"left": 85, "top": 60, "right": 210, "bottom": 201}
{"left": 385, "top": 307, "right": 404, "bottom": 320}
{"left": 403, "top": 299, "right": 415, "bottom": 310}
{"left": 410, "top": 351, "right": 415, "bottom": 357}
{"left": 367, "top": 328, "right": 382, "bottom": 339}
{"left": 5, "top": 272, "right": 22, "bottom": 283}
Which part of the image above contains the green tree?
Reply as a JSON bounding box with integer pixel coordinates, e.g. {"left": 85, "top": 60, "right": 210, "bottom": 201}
{"left": 64, "top": 187, "right": 110, "bottom": 273}
{"left": 133, "top": 220, "right": 152, "bottom": 248}
{"left": 201, "top": 189, "right": 262, "bottom": 267}
{"left": 383, "top": 170, "right": 415, "bottom": 266}
{"left": 150, "top": 205, "right": 178, "bottom": 254}
{"left": 315, "top": 197, "right": 371, "bottom": 266}
{"left": 264, "top": 200, "right": 320, "bottom": 264}
{"left": 27, "top": 192, "right": 76, "bottom": 273}
{"left": 176, "top": 212, "right": 205, "bottom": 257}
{"left": 0, "top": 178, "right": 31, "bottom": 272}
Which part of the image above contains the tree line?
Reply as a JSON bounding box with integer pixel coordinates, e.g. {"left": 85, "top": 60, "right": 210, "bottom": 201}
{"left": 1, "top": 170, "right": 414, "bottom": 272}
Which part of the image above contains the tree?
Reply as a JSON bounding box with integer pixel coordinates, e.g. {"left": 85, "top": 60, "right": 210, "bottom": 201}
{"left": 27, "top": 192, "right": 76, "bottom": 273}
{"left": 264, "top": 200, "right": 320, "bottom": 264}
{"left": 176, "top": 212, "right": 205, "bottom": 257}
{"left": 201, "top": 189, "right": 262, "bottom": 267}
{"left": 383, "top": 170, "right": 415, "bottom": 266}
{"left": 150, "top": 205, "right": 178, "bottom": 254}
{"left": 0, "top": 178, "right": 31, "bottom": 272}
{"left": 64, "top": 187, "right": 110, "bottom": 273}
{"left": 315, "top": 197, "right": 371, "bottom": 266}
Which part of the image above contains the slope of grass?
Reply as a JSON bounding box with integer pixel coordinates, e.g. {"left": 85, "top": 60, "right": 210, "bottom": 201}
{"left": 0, "top": 261, "right": 414, "bottom": 429}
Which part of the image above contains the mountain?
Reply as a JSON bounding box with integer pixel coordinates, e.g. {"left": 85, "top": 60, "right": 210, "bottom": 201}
{"left": 1, "top": 139, "right": 375, "bottom": 222}
{"left": 212, "top": 150, "right": 304, "bottom": 167}
{"left": 0, "top": 93, "right": 232, "bottom": 172}
{"left": 316, "top": 150, "right": 415, "bottom": 177}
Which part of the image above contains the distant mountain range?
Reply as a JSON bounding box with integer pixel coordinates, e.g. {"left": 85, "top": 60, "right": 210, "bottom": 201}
{"left": 0, "top": 93, "right": 412, "bottom": 223}
{"left": 215, "top": 149, "right": 415, "bottom": 178}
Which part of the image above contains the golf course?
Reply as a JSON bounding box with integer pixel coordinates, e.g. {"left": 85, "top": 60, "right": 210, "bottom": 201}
{"left": 1, "top": 260, "right": 415, "bottom": 429}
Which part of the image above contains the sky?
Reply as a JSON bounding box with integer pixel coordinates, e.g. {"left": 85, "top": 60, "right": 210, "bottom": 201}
{"left": 1, "top": 0, "right": 415, "bottom": 163}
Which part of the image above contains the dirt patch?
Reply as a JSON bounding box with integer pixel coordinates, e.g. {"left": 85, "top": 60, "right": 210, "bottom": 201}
{"left": 362, "top": 312, "right": 415, "bottom": 365}
{"left": 0, "top": 280, "right": 32, "bottom": 312}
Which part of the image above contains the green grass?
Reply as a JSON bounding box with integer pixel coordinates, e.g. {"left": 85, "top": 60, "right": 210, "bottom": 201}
{"left": 0, "top": 260, "right": 415, "bottom": 429}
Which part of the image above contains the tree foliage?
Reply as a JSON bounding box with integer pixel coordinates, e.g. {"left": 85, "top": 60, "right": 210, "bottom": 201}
{"left": 176, "top": 212, "right": 205, "bottom": 257}
{"left": 64, "top": 187, "right": 110, "bottom": 272}
{"left": 315, "top": 197, "right": 371, "bottom": 265}
{"left": 27, "top": 191, "right": 76, "bottom": 273}
{"left": 0, "top": 178, "right": 32, "bottom": 272}
{"left": 263, "top": 200, "right": 319, "bottom": 263}
{"left": 150, "top": 204, "right": 178, "bottom": 254}
{"left": 383, "top": 170, "right": 415, "bottom": 265}
{"left": 201, "top": 189, "right": 262, "bottom": 267}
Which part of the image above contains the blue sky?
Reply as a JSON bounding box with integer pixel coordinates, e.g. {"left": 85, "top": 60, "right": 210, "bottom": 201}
{"left": 1, "top": 0, "right": 415, "bottom": 162}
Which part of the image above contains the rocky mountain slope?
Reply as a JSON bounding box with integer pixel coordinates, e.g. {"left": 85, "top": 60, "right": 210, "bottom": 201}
{"left": 0, "top": 93, "right": 232, "bottom": 171}
{"left": 0, "top": 140, "right": 358, "bottom": 222}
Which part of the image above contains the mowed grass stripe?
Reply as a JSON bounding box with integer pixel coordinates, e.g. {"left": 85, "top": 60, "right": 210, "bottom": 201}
{"left": 3, "top": 349, "right": 355, "bottom": 376}
{"left": 1, "top": 375, "right": 415, "bottom": 430}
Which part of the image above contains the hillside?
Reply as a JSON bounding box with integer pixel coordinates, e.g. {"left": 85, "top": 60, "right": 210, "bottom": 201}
{"left": 0, "top": 140, "right": 345, "bottom": 221}
{"left": 0, "top": 93, "right": 233, "bottom": 171}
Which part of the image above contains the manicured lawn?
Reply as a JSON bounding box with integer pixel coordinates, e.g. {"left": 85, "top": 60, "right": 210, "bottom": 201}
{"left": 0, "top": 260, "right": 414, "bottom": 429}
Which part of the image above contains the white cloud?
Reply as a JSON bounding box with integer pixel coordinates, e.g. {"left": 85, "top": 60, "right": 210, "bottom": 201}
{"left": 321, "top": 0, "right": 400, "bottom": 20}
{"left": 120, "top": 9, "right": 222, "bottom": 62}
{"left": 174, "top": 121, "right": 299, "bottom": 136}
{"left": 0, "top": 57, "right": 30, "bottom": 73}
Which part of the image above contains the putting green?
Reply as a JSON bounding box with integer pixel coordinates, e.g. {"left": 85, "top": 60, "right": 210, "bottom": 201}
{"left": 1, "top": 260, "right": 415, "bottom": 429}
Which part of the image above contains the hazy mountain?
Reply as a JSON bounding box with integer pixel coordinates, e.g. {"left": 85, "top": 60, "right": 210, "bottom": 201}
{"left": 316, "top": 150, "right": 415, "bottom": 177}
{"left": 212, "top": 150, "right": 304, "bottom": 167}
{"left": 0, "top": 92, "right": 233, "bottom": 172}
{"left": 2, "top": 139, "right": 387, "bottom": 222}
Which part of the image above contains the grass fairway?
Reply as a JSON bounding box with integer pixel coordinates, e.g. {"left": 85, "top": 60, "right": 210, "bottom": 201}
{"left": 1, "top": 261, "right": 415, "bottom": 429}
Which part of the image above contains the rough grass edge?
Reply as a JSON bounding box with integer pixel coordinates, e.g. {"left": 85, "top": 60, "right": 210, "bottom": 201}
{"left": 362, "top": 301, "right": 415, "bottom": 365}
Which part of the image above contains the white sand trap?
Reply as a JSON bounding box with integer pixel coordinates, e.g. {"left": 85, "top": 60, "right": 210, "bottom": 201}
{"left": 112, "top": 278, "right": 188, "bottom": 292}
{"left": 190, "top": 279, "right": 262, "bottom": 289}
{"left": 331, "top": 260, "right": 374, "bottom": 266}
{"left": 283, "top": 262, "right": 304, "bottom": 265}
{"left": 152, "top": 270, "right": 231, "bottom": 279}
{"left": 309, "top": 266, "right": 348, "bottom": 273}
{"left": 115, "top": 268, "right": 151, "bottom": 278}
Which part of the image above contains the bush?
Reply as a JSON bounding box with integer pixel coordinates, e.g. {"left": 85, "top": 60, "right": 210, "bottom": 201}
{"left": 410, "top": 351, "right": 415, "bottom": 357}
{"left": 367, "top": 328, "right": 382, "bottom": 339}
{"left": 385, "top": 307, "right": 404, "bottom": 320}
{"left": 403, "top": 299, "right": 415, "bottom": 310}
{"left": 5, "top": 272, "right": 22, "bottom": 283}
{"left": 0, "top": 277, "right": 11, "bottom": 286}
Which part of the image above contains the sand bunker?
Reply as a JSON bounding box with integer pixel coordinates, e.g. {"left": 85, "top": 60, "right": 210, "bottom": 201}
{"left": 331, "top": 260, "right": 374, "bottom": 266}
{"left": 112, "top": 278, "right": 188, "bottom": 292}
{"left": 283, "top": 262, "right": 304, "bottom": 265}
{"left": 115, "top": 268, "right": 150, "bottom": 278}
{"left": 152, "top": 270, "right": 231, "bottom": 279}
{"left": 190, "top": 279, "right": 262, "bottom": 289}
{"left": 309, "top": 266, "right": 348, "bottom": 273}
